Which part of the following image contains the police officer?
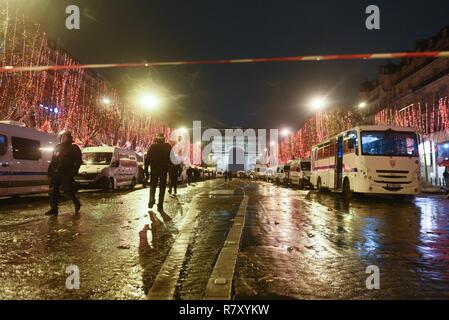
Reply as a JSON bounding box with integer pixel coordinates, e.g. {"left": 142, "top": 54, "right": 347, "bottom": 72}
{"left": 444, "top": 167, "right": 449, "bottom": 188}
{"left": 168, "top": 163, "right": 182, "bottom": 195}
{"left": 187, "top": 166, "right": 194, "bottom": 185}
{"left": 144, "top": 133, "right": 172, "bottom": 212}
{"left": 46, "top": 130, "right": 82, "bottom": 216}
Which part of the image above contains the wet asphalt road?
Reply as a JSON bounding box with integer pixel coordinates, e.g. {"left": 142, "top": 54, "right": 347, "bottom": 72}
{"left": 0, "top": 179, "right": 448, "bottom": 299}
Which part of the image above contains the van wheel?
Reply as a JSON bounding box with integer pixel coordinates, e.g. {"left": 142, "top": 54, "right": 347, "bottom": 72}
{"left": 129, "top": 177, "right": 136, "bottom": 190}
{"left": 104, "top": 178, "right": 115, "bottom": 192}
{"left": 342, "top": 178, "right": 352, "bottom": 201}
{"left": 317, "top": 178, "right": 323, "bottom": 192}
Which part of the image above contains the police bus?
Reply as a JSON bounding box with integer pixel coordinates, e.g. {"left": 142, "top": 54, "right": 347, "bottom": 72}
{"left": 310, "top": 125, "right": 421, "bottom": 199}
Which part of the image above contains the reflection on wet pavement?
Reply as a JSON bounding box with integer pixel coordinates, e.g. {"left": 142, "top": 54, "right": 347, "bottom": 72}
{"left": 235, "top": 182, "right": 449, "bottom": 299}
{"left": 0, "top": 182, "right": 217, "bottom": 299}
{"left": 1, "top": 179, "right": 448, "bottom": 299}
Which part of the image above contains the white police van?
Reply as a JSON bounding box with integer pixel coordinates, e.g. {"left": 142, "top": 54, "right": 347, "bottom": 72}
{"left": 75, "top": 146, "right": 139, "bottom": 192}
{"left": 289, "top": 158, "right": 312, "bottom": 189}
{"left": 0, "top": 120, "right": 58, "bottom": 197}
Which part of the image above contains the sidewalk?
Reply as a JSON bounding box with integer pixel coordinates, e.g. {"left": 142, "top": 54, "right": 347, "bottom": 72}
{"left": 420, "top": 185, "right": 449, "bottom": 199}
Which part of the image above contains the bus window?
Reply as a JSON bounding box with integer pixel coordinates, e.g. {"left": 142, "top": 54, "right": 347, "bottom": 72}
{"left": 343, "top": 139, "right": 353, "bottom": 154}
{"left": 329, "top": 140, "right": 336, "bottom": 157}
{"left": 318, "top": 148, "right": 323, "bottom": 160}
{"left": 361, "top": 131, "right": 418, "bottom": 156}
{"left": 323, "top": 145, "right": 330, "bottom": 158}
{"left": 343, "top": 131, "right": 358, "bottom": 155}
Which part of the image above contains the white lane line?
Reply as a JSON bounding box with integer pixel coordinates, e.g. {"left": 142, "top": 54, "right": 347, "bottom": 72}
{"left": 147, "top": 195, "right": 200, "bottom": 300}
{"left": 203, "top": 194, "right": 248, "bottom": 300}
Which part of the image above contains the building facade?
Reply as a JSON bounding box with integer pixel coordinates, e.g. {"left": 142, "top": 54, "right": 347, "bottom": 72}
{"left": 359, "top": 25, "right": 449, "bottom": 186}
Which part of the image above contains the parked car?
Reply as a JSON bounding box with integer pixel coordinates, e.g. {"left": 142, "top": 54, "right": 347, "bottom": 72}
{"left": 0, "top": 120, "right": 59, "bottom": 197}
{"left": 254, "top": 164, "right": 268, "bottom": 180}
{"left": 75, "top": 146, "right": 138, "bottom": 192}
{"left": 282, "top": 160, "right": 292, "bottom": 186}
{"left": 289, "top": 158, "right": 312, "bottom": 189}
{"left": 276, "top": 162, "right": 291, "bottom": 186}
{"left": 266, "top": 166, "right": 277, "bottom": 182}
{"left": 237, "top": 170, "right": 246, "bottom": 178}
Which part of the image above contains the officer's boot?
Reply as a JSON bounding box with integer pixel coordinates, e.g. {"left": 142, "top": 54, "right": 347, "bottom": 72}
{"left": 46, "top": 187, "right": 59, "bottom": 216}
{"left": 73, "top": 197, "right": 81, "bottom": 213}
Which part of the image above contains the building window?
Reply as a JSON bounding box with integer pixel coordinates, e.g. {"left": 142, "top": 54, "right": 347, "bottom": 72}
{"left": 11, "top": 136, "right": 41, "bottom": 161}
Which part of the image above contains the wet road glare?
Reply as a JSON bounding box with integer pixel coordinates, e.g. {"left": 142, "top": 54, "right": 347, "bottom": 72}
{"left": 0, "top": 179, "right": 448, "bottom": 299}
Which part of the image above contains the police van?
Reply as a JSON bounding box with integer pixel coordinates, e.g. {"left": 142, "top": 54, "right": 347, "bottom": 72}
{"left": 0, "top": 120, "right": 59, "bottom": 197}
{"left": 289, "top": 158, "right": 312, "bottom": 189}
{"left": 75, "top": 146, "right": 139, "bottom": 192}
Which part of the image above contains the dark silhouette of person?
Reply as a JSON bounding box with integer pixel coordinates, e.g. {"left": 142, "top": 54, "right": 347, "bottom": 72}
{"left": 168, "top": 163, "right": 182, "bottom": 195}
{"left": 187, "top": 166, "right": 194, "bottom": 185}
{"left": 46, "top": 130, "right": 82, "bottom": 216}
{"left": 144, "top": 133, "right": 172, "bottom": 212}
{"left": 444, "top": 167, "right": 449, "bottom": 188}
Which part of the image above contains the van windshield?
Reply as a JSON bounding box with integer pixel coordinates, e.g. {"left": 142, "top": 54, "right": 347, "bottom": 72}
{"left": 301, "top": 162, "right": 311, "bottom": 171}
{"left": 82, "top": 152, "right": 113, "bottom": 165}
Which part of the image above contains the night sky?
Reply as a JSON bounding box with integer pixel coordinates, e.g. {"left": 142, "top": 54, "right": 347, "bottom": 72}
{"left": 12, "top": 0, "right": 449, "bottom": 129}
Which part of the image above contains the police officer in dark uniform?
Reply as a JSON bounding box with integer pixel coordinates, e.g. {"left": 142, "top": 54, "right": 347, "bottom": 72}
{"left": 144, "top": 133, "right": 172, "bottom": 212}
{"left": 168, "top": 163, "right": 182, "bottom": 195}
{"left": 187, "top": 166, "right": 194, "bottom": 185}
{"left": 46, "top": 130, "right": 82, "bottom": 216}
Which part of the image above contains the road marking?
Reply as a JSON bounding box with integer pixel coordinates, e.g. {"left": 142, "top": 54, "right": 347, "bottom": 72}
{"left": 147, "top": 195, "right": 200, "bottom": 300}
{"left": 209, "top": 190, "right": 235, "bottom": 195}
{"left": 147, "top": 181, "right": 228, "bottom": 300}
{"left": 203, "top": 194, "right": 248, "bottom": 300}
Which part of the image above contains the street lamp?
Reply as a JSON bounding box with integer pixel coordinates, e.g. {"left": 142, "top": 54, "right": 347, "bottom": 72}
{"left": 138, "top": 93, "right": 160, "bottom": 110}
{"left": 101, "top": 97, "right": 112, "bottom": 106}
{"left": 358, "top": 101, "right": 367, "bottom": 109}
{"left": 281, "top": 128, "right": 291, "bottom": 137}
{"left": 310, "top": 97, "right": 327, "bottom": 111}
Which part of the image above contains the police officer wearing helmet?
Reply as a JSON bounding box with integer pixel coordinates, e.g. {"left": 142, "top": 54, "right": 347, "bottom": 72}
{"left": 144, "top": 133, "right": 172, "bottom": 212}
{"left": 46, "top": 130, "right": 82, "bottom": 216}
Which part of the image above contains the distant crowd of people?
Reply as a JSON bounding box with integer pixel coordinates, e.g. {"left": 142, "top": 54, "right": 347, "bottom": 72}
{"left": 186, "top": 166, "right": 215, "bottom": 185}
{"left": 223, "top": 171, "right": 233, "bottom": 182}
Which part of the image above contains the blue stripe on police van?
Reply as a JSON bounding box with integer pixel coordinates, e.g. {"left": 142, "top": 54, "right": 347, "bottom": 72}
{"left": 0, "top": 171, "right": 48, "bottom": 176}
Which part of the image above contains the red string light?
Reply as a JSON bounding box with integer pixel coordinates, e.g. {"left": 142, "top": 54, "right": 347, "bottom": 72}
{"left": 0, "top": 2, "right": 170, "bottom": 152}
